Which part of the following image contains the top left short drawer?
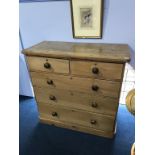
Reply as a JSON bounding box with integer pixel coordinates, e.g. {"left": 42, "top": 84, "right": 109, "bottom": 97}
{"left": 26, "top": 56, "right": 69, "bottom": 74}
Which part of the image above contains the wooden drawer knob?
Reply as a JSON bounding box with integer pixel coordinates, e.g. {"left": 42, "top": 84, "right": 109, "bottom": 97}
{"left": 92, "top": 67, "right": 99, "bottom": 74}
{"left": 44, "top": 62, "right": 51, "bottom": 69}
{"left": 47, "top": 80, "right": 53, "bottom": 85}
{"left": 90, "top": 120, "right": 96, "bottom": 125}
{"left": 91, "top": 102, "right": 98, "bottom": 108}
{"left": 52, "top": 112, "right": 57, "bottom": 117}
{"left": 49, "top": 95, "right": 56, "bottom": 101}
{"left": 92, "top": 85, "right": 99, "bottom": 91}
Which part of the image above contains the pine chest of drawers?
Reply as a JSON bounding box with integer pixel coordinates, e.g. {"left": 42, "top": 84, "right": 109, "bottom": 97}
{"left": 23, "top": 41, "right": 130, "bottom": 138}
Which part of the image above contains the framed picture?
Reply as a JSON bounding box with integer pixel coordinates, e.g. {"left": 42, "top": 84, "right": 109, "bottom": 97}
{"left": 70, "top": 0, "right": 103, "bottom": 39}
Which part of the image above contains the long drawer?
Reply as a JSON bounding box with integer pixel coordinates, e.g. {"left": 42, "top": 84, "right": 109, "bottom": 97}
{"left": 30, "top": 72, "right": 121, "bottom": 98}
{"left": 26, "top": 56, "right": 69, "bottom": 74}
{"left": 34, "top": 87, "right": 118, "bottom": 116}
{"left": 39, "top": 117, "right": 114, "bottom": 138}
{"left": 38, "top": 103, "right": 115, "bottom": 132}
{"left": 70, "top": 60, "right": 124, "bottom": 81}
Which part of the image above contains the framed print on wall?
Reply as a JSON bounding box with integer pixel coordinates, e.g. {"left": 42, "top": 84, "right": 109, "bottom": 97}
{"left": 70, "top": 0, "right": 103, "bottom": 39}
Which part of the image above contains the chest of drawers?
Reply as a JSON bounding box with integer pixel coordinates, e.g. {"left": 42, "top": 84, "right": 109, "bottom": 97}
{"left": 23, "top": 41, "right": 130, "bottom": 138}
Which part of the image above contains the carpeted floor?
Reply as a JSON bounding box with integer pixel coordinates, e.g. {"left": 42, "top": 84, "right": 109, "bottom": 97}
{"left": 19, "top": 95, "right": 135, "bottom": 155}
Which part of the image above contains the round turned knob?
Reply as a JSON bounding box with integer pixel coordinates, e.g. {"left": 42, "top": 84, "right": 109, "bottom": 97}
{"left": 47, "top": 80, "right": 53, "bottom": 85}
{"left": 90, "top": 120, "right": 96, "bottom": 125}
{"left": 92, "top": 67, "right": 99, "bottom": 74}
{"left": 52, "top": 112, "right": 57, "bottom": 117}
{"left": 49, "top": 95, "right": 56, "bottom": 101}
{"left": 44, "top": 62, "right": 51, "bottom": 69}
{"left": 92, "top": 85, "right": 99, "bottom": 91}
{"left": 91, "top": 102, "right": 98, "bottom": 108}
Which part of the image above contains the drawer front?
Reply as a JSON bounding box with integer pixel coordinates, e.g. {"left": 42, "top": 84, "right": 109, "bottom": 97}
{"left": 70, "top": 60, "right": 124, "bottom": 81}
{"left": 31, "top": 72, "right": 121, "bottom": 98}
{"left": 40, "top": 117, "right": 114, "bottom": 138}
{"left": 26, "top": 56, "right": 69, "bottom": 74}
{"left": 38, "top": 104, "right": 115, "bottom": 132}
{"left": 34, "top": 87, "right": 118, "bottom": 116}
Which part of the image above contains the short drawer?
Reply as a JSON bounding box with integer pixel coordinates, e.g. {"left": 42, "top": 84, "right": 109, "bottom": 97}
{"left": 34, "top": 87, "right": 118, "bottom": 116}
{"left": 26, "top": 56, "right": 69, "bottom": 74}
{"left": 31, "top": 72, "right": 121, "bottom": 98}
{"left": 70, "top": 60, "right": 124, "bottom": 81}
{"left": 38, "top": 104, "right": 115, "bottom": 132}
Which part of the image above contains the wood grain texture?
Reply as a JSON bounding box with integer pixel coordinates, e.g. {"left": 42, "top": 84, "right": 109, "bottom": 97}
{"left": 71, "top": 60, "right": 124, "bottom": 81}
{"left": 39, "top": 117, "right": 114, "bottom": 138}
{"left": 30, "top": 72, "right": 121, "bottom": 98}
{"left": 23, "top": 41, "right": 129, "bottom": 138}
{"left": 26, "top": 56, "right": 69, "bottom": 74}
{"left": 38, "top": 103, "right": 115, "bottom": 132}
{"left": 34, "top": 87, "right": 118, "bottom": 116}
{"left": 23, "top": 41, "right": 130, "bottom": 63}
{"left": 126, "top": 89, "right": 135, "bottom": 115}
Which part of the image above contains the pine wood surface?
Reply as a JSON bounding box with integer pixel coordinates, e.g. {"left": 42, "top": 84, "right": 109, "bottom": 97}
{"left": 38, "top": 103, "right": 115, "bottom": 132}
{"left": 70, "top": 60, "right": 124, "bottom": 81}
{"left": 26, "top": 56, "right": 69, "bottom": 74}
{"left": 34, "top": 87, "right": 118, "bottom": 116}
{"left": 23, "top": 41, "right": 130, "bottom": 138}
{"left": 39, "top": 117, "right": 114, "bottom": 138}
{"left": 30, "top": 72, "right": 121, "bottom": 98}
{"left": 23, "top": 41, "right": 130, "bottom": 63}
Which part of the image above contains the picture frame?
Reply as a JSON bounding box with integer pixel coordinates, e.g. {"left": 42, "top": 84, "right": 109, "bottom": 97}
{"left": 70, "top": 0, "right": 103, "bottom": 39}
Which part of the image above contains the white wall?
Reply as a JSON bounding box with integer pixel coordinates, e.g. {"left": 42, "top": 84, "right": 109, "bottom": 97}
{"left": 19, "top": 53, "right": 34, "bottom": 96}
{"left": 19, "top": 0, "right": 135, "bottom": 96}
{"left": 19, "top": 35, "right": 34, "bottom": 96}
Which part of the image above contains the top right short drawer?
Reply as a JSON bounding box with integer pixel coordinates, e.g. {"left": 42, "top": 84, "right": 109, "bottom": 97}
{"left": 70, "top": 60, "right": 124, "bottom": 81}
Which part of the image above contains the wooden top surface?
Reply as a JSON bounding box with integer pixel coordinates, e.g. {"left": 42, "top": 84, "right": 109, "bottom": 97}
{"left": 23, "top": 41, "right": 130, "bottom": 63}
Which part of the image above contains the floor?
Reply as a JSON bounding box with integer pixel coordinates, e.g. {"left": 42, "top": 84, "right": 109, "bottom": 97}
{"left": 19, "top": 96, "right": 135, "bottom": 155}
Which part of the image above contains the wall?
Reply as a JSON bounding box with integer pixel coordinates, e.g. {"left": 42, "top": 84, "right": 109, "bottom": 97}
{"left": 19, "top": 0, "right": 135, "bottom": 96}
{"left": 19, "top": 36, "right": 34, "bottom": 96}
